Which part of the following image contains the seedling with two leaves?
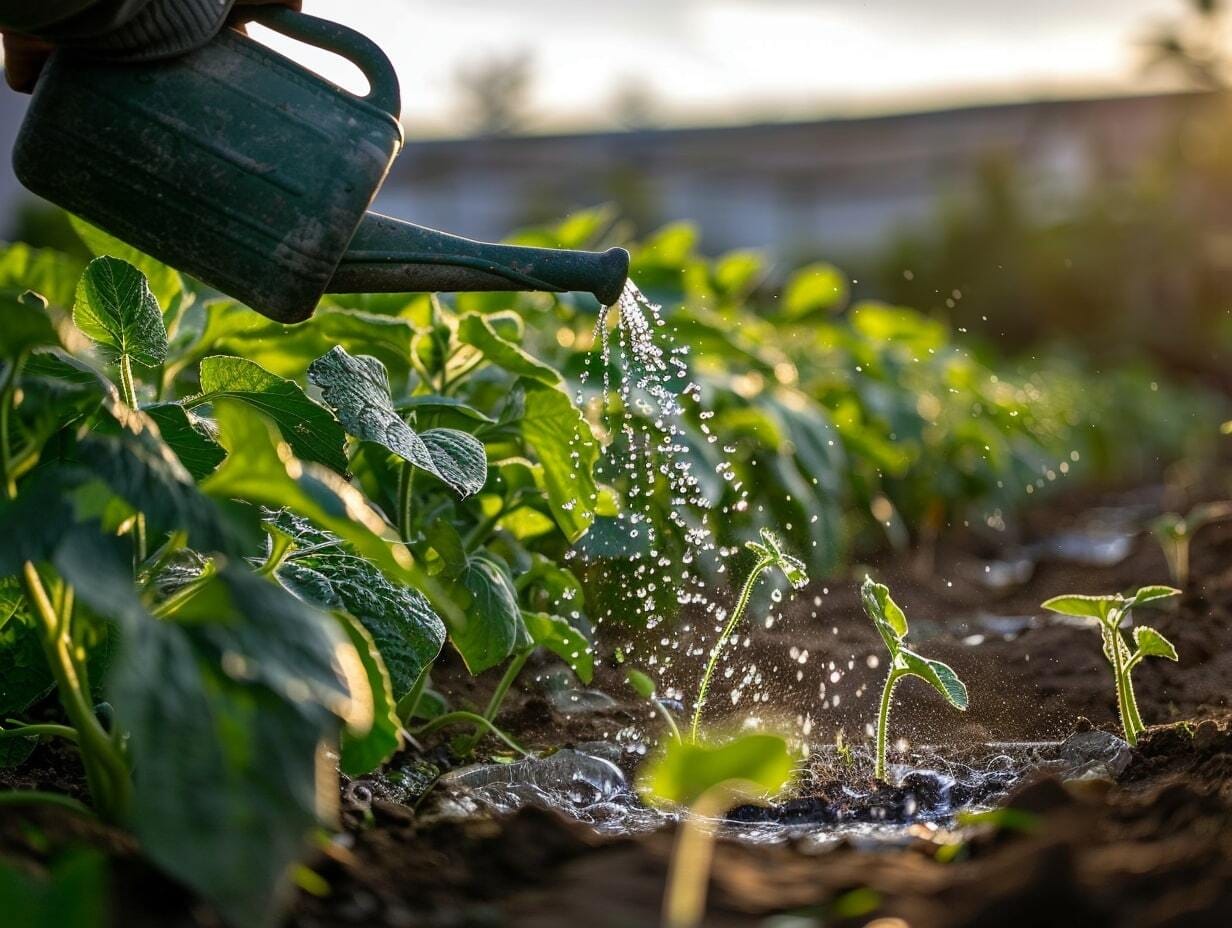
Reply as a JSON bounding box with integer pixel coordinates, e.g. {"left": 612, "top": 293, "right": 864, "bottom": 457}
{"left": 1150, "top": 501, "right": 1232, "bottom": 587}
{"left": 1041, "top": 585, "right": 1180, "bottom": 746}
{"left": 689, "top": 528, "right": 807, "bottom": 741}
{"left": 859, "top": 577, "right": 969, "bottom": 782}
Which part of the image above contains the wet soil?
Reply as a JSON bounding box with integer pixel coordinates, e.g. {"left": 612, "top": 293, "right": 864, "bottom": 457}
{"left": 4, "top": 482, "right": 1232, "bottom": 926}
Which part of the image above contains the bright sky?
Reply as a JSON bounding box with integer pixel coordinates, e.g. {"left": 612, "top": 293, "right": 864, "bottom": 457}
{"left": 254, "top": 0, "right": 1185, "bottom": 135}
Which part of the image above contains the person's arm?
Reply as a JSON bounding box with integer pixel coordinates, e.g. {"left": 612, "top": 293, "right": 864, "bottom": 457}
{"left": 1, "top": 0, "right": 299, "bottom": 92}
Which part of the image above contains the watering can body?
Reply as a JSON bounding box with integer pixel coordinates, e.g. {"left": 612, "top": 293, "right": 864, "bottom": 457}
{"left": 12, "top": 10, "right": 629, "bottom": 322}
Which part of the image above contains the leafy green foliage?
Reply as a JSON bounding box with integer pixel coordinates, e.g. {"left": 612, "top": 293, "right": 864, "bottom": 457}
{"left": 308, "top": 346, "right": 487, "bottom": 497}
{"left": 517, "top": 379, "right": 600, "bottom": 542}
{"left": 0, "top": 849, "right": 109, "bottom": 928}
{"left": 453, "top": 553, "right": 524, "bottom": 674}
{"left": 194, "top": 355, "right": 348, "bottom": 473}
{"left": 860, "top": 576, "right": 968, "bottom": 780}
{"left": 1042, "top": 585, "right": 1180, "bottom": 744}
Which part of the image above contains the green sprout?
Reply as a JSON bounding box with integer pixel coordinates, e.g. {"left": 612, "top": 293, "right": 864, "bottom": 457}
{"left": 689, "top": 529, "right": 807, "bottom": 742}
{"left": 639, "top": 733, "right": 794, "bottom": 928}
{"left": 1041, "top": 585, "right": 1180, "bottom": 746}
{"left": 859, "top": 577, "right": 969, "bottom": 782}
{"left": 1150, "top": 501, "right": 1232, "bottom": 587}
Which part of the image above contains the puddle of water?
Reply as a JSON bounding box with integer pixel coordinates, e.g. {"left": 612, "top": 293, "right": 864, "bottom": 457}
{"left": 417, "top": 731, "right": 1127, "bottom": 847}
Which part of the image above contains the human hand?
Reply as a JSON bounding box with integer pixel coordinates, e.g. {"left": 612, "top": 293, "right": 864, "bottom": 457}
{"left": 3, "top": 0, "right": 303, "bottom": 92}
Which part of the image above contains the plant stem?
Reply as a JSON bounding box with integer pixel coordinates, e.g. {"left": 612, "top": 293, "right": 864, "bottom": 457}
{"left": 397, "top": 461, "right": 415, "bottom": 544}
{"left": 689, "top": 556, "right": 772, "bottom": 742}
{"left": 653, "top": 697, "right": 683, "bottom": 743}
{"left": 257, "top": 533, "right": 295, "bottom": 577}
{"left": 21, "top": 564, "right": 130, "bottom": 821}
{"left": 458, "top": 649, "right": 532, "bottom": 755}
{"left": 411, "top": 710, "right": 531, "bottom": 757}
{"left": 0, "top": 723, "right": 79, "bottom": 743}
{"left": 875, "top": 668, "right": 903, "bottom": 782}
{"left": 117, "top": 354, "right": 138, "bottom": 410}
{"left": 1105, "top": 622, "right": 1138, "bottom": 746}
{"left": 152, "top": 562, "right": 217, "bottom": 618}
{"left": 0, "top": 354, "right": 24, "bottom": 500}
{"left": 396, "top": 664, "right": 432, "bottom": 725}
{"left": 0, "top": 790, "right": 96, "bottom": 818}
{"left": 661, "top": 785, "right": 744, "bottom": 928}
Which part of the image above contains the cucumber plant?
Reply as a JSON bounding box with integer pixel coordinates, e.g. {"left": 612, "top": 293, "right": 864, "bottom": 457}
{"left": 689, "top": 528, "right": 807, "bottom": 741}
{"left": 1041, "top": 585, "right": 1181, "bottom": 745}
{"left": 1150, "top": 502, "right": 1232, "bottom": 586}
{"left": 859, "top": 576, "right": 969, "bottom": 781}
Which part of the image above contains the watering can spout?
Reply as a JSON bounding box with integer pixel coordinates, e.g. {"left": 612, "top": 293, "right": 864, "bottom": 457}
{"left": 330, "top": 213, "right": 630, "bottom": 308}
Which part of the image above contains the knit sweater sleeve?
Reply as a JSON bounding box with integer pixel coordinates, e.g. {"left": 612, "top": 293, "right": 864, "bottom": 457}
{"left": 0, "top": 0, "right": 237, "bottom": 60}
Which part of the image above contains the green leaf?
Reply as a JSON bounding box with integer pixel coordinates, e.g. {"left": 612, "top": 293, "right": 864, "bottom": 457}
{"left": 308, "top": 346, "right": 487, "bottom": 497}
{"left": 144, "top": 403, "right": 225, "bottom": 480}
{"left": 0, "top": 579, "right": 52, "bottom": 717}
{"left": 1040, "top": 594, "right": 1117, "bottom": 621}
{"left": 523, "top": 610, "right": 593, "bottom": 684}
{"left": 457, "top": 312, "right": 561, "bottom": 384}
{"left": 396, "top": 394, "right": 497, "bottom": 424}
{"left": 898, "top": 648, "right": 969, "bottom": 710}
{"left": 77, "top": 399, "right": 230, "bottom": 552}
{"left": 1127, "top": 585, "right": 1182, "bottom": 610}
{"left": 0, "top": 849, "right": 109, "bottom": 928}
{"left": 195, "top": 355, "right": 347, "bottom": 473}
{"left": 70, "top": 216, "right": 183, "bottom": 312}
{"left": 781, "top": 262, "right": 848, "bottom": 319}
{"left": 626, "top": 668, "right": 657, "bottom": 700}
{"left": 424, "top": 520, "right": 469, "bottom": 579}
{"left": 1133, "top": 625, "right": 1178, "bottom": 661}
{"left": 0, "top": 241, "right": 83, "bottom": 309}
{"left": 451, "top": 554, "right": 523, "bottom": 674}
{"left": 639, "top": 733, "right": 794, "bottom": 808}
{"left": 0, "top": 290, "right": 81, "bottom": 359}
{"left": 72, "top": 256, "right": 167, "bottom": 367}
{"left": 860, "top": 575, "right": 908, "bottom": 652}
{"left": 518, "top": 379, "right": 600, "bottom": 543}
{"left": 336, "top": 612, "right": 402, "bottom": 776}
{"left": 201, "top": 398, "right": 416, "bottom": 583}
{"left": 266, "top": 509, "right": 446, "bottom": 699}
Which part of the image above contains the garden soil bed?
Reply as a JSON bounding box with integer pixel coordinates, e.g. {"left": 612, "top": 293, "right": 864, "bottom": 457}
{"left": 4, "top": 482, "right": 1232, "bottom": 926}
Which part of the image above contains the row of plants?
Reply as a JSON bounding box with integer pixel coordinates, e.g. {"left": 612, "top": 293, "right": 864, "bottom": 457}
{"left": 0, "top": 210, "right": 1216, "bottom": 927}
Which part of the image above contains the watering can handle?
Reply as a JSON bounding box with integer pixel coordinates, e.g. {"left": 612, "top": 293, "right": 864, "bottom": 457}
{"left": 243, "top": 7, "right": 402, "bottom": 119}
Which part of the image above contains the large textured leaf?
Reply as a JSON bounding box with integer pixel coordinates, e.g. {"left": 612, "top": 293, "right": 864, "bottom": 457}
{"left": 71, "top": 216, "right": 183, "bottom": 312}
{"left": 308, "top": 347, "right": 487, "bottom": 497}
{"left": 522, "top": 611, "right": 593, "bottom": 684}
{"left": 898, "top": 648, "right": 969, "bottom": 710}
{"left": 202, "top": 398, "right": 414, "bottom": 582}
{"left": 266, "top": 510, "right": 445, "bottom": 699}
{"left": 72, "top": 257, "right": 167, "bottom": 367}
{"left": 194, "top": 355, "right": 347, "bottom": 474}
{"left": 452, "top": 554, "right": 524, "bottom": 674}
{"left": 144, "top": 403, "right": 225, "bottom": 480}
{"left": 336, "top": 612, "right": 402, "bottom": 776}
{"left": 55, "top": 533, "right": 363, "bottom": 928}
{"left": 639, "top": 733, "right": 794, "bottom": 808}
{"left": 859, "top": 576, "right": 907, "bottom": 654}
{"left": 457, "top": 312, "right": 561, "bottom": 384}
{"left": 517, "top": 379, "right": 599, "bottom": 543}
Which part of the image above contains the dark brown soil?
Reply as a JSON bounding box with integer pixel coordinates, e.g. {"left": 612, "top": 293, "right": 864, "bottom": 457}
{"left": 4, "top": 482, "right": 1232, "bottom": 927}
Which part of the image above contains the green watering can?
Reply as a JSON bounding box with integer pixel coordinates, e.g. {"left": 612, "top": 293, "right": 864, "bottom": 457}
{"left": 11, "top": 8, "right": 630, "bottom": 323}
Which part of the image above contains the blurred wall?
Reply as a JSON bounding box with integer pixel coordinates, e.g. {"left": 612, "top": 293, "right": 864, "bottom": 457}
{"left": 376, "top": 92, "right": 1200, "bottom": 262}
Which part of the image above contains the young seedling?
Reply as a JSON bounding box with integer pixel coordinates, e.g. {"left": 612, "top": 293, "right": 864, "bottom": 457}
{"left": 690, "top": 529, "right": 807, "bottom": 742}
{"left": 1041, "top": 585, "right": 1180, "bottom": 746}
{"left": 627, "top": 668, "right": 682, "bottom": 743}
{"left": 1150, "top": 501, "right": 1232, "bottom": 586}
{"left": 639, "top": 733, "right": 794, "bottom": 928}
{"left": 860, "top": 576, "right": 969, "bottom": 782}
